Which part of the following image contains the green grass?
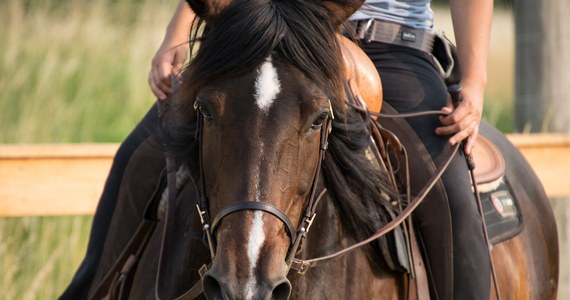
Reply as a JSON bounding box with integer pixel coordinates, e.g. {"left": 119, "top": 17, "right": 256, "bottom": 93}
{"left": 0, "top": 0, "right": 176, "bottom": 298}
{"left": 0, "top": 216, "right": 92, "bottom": 299}
{"left": 0, "top": 1, "right": 517, "bottom": 299}
{"left": 0, "top": 0, "right": 176, "bottom": 144}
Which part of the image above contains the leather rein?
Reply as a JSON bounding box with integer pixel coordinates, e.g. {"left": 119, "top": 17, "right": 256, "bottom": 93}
{"left": 158, "top": 103, "right": 459, "bottom": 299}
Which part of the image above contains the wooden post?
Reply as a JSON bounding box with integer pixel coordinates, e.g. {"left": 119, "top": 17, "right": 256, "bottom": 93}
{"left": 514, "top": 0, "right": 570, "bottom": 133}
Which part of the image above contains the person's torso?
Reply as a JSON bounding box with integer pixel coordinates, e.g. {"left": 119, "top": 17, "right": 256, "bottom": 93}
{"left": 351, "top": 0, "right": 434, "bottom": 30}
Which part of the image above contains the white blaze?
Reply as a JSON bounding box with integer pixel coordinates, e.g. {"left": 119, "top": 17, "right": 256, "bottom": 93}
{"left": 245, "top": 211, "right": 265, "bottom": 297}
{"left": 255, "top": 58, "right": 281, "bottom": 113}
{"left": 244, "top": 56, "right": 278, "bottom": 296}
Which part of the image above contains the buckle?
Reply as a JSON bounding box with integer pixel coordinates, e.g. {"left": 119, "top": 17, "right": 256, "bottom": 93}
{"left": 289, "top": 259, "right": 311, "bottom": 275}
{"left": 198, "top": 264, "right": 209, "bottom": 278}
{"left": 356, "top": 19, "right": 375, "bottom": 43}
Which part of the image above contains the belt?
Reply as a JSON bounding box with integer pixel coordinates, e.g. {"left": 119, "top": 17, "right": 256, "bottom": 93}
{"left": 350, "top": 19, "right": 436, "bottom": 53}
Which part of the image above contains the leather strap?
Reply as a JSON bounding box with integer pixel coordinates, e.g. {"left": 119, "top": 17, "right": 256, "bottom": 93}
{"left": 350, "top": 19, "right": 436, "bottom": 53}
{"left": 89, "top": 219, "right": 157, "bottom": 300}
{"left": 467, "top": 156, "right": 502, "bottom": 300}
{"left": 173, "top": 277, "right": 204, "bottom": 300}
{"left": 450, "top": 83, "right": 501, "bottom": 300}
{"left": 211, "top": 201, "right": 297, "bottom": 242}
{"left": 155, "top": 155, "right": 180, "bottom": 300}
{"left": 407, "top": 217, "right": 430, "bottom": 300}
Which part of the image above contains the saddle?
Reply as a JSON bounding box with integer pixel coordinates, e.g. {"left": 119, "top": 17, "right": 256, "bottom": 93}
{"left": 472, "top": 135, "right": 505, "bottom": 189}
{"left": 339, "top": 35, "right": 382, "bottom": 114}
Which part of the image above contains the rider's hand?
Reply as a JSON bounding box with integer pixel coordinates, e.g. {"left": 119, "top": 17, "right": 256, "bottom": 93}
{"left": 148, "top": 41, "right": 189, "bottom": 101}
{"left": 435, "top": 82, "right": 484, "bottom": 155}
{"left": 148, "top": 0, "right": 194, "bottom": 101}
{"left": 443, "top": 0, "right": 492, "bottom": 155}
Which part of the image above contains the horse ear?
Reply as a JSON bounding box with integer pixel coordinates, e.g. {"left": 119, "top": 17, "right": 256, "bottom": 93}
{"left": 320, "top": 0, "right": 365, "bottom": 27}
{"left": 186, "top": 0, "right": 234, "bottom": 23}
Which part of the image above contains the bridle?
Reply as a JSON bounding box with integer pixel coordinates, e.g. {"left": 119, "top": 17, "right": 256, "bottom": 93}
{"left": 191, "top": 100, "right": 335, "bottom": 271}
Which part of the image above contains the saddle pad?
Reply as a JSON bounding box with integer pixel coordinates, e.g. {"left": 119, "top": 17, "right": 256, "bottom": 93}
{"left": 480, "top": 178, "right": 523, "bottom": 245}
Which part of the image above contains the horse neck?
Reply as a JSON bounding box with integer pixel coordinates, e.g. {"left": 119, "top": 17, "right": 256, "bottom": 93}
{"left": 304, "top": 194, "right": 350, "bottom": 254}
{"left": 289, "top": 193, "right": 399, "bottom": 298}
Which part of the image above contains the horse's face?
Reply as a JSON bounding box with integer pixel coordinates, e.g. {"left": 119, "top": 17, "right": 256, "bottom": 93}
{"left": 196, "top": 58, "right": 331, "bottom": 299}
{"left": 181, "top": 1, "right": 365, "bottom": 298}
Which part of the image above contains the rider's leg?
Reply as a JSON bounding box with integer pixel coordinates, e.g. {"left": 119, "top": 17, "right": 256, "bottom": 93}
{"left": 60, "top": 104, "right": 160, "bottom": 300}
{"left": 411, "top": 117, "right": 491, "bottom": 300}
{"left": 363, "top": 42, "right": 491, "bottom": 299}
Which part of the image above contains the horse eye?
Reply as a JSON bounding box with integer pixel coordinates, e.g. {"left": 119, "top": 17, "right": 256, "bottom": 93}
{"left": 311, "top": 112, "right": 329, "bottom": 130}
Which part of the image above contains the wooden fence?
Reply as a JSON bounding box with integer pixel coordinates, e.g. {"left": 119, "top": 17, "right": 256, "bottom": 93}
{"left": 1, "top": 134, "right": 570, "bottom": 217}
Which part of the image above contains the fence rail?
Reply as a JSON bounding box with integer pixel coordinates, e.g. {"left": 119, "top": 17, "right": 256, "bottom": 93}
{"left": 1, "top": 134, "right": 570, "bottom": 217}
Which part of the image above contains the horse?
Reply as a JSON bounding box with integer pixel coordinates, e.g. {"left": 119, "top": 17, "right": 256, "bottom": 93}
{"left": 86, "top": 0, "right": 558, "bottom": 299}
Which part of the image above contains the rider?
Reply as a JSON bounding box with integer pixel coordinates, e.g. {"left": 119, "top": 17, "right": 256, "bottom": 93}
{"left": 350, "top": 1, "right": 493, "bottom": 299}
{"left": 61, "top": 0, "right": 492, "bottom": 299}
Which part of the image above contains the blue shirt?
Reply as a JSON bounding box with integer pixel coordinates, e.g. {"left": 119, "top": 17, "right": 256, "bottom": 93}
{"left": 351, "top": 0, "right": 435, "bottom": 30}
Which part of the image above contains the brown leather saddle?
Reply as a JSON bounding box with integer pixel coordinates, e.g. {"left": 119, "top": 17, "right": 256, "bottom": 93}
{"left": 472, "top": 136, "right": 505, "bottom": 187}
{"left": 339, "top": 35, "right": 383, "bottom": 114}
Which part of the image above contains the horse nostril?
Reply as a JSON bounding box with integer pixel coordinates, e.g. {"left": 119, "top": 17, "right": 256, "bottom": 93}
{"left": 272, "top": 279, "right": 292, "bottom": 300}
{"left": 202, "top": 273, "right": 224, "bottom": 300}
{"left": 203, "top": 270, "right": 291, "bottom": 300}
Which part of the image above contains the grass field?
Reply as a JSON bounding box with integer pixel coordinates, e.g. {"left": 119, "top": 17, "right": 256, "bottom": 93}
{"left": 0, "top": 1, "right": 515, "bottom": 298}
{"left": 0, "top": 1, "right": 176, "bottom": 298}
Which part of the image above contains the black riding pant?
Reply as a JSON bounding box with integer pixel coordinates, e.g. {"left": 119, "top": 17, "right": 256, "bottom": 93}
{"left": 362, "top": 42, "right": 491, "bottom": 300}
{"left": 59, "top": 105, "right": 159, "bottom": 300}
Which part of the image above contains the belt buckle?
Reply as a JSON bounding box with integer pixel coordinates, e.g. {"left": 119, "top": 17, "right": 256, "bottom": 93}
{"left": 356, "top": 19, "right": 375, "bottom": 43}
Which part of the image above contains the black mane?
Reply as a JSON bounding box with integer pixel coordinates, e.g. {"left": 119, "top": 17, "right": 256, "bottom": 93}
{"left": 323, "top": 99, "right": 397, "bottom": 262}
{"left": 182, "top": 0, "right": 345, "bottom": 105}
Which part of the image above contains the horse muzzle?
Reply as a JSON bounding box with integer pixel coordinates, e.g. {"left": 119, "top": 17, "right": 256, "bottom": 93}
{"left": 202, "top": 266, "right": 292, "bottom": 300}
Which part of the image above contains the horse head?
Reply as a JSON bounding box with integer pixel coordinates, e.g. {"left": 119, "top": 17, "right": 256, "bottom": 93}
{"left": 166, "top": 0, "right": 363, "bottom": 299}
{"left": 195, "top": 60, "right": 332, "bottom": 299}
{"left": 165, "top": 0, "right": 365, "bottom": 299}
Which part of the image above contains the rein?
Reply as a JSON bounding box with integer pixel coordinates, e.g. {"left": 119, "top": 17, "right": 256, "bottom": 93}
{"left": 288, "top": 107, "right": 460, "bottom": 271}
